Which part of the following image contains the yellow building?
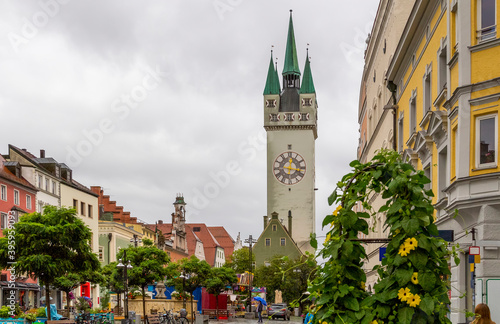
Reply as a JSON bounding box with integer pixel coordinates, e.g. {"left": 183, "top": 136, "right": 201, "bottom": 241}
{"left": 360, "top": 0, "right": 500, "bottom": 322}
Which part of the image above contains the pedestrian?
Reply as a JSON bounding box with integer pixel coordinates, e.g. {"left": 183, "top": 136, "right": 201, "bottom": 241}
{"left": 304, "top": 305, "right": 315, "bottom": 324}
{"left": 472, "top": 303, "right": 496, "bottom": 324}
{"left": 257, "top": 301, "right": 263, "bottom": 323}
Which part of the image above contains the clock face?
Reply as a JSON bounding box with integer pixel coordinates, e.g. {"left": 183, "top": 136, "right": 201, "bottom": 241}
{"left": 273, "top": 151, "right": 306, "bottom": 185}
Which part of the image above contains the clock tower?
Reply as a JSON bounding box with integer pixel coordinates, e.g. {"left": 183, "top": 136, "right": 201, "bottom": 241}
{"left": 263, "top": 11, "right": 317, "bottom": 254}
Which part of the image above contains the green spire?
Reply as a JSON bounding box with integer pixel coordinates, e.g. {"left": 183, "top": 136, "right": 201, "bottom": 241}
{"left": 300, "top": 50, "right": 315, "bottom": 94}
{"left": 274, "top": 61, "right": 281, "bottom": 92}
{"left": 282, "top": 10, "right": 301, "bottom": 76}
{"left": 264, "top": 51, "right": 280, "bottom": 95}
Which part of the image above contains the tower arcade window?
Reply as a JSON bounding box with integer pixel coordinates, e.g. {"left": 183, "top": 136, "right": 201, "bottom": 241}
{"left": 302, "top": 98, "right": 312, "bottom": 106}
{"left": 266, "top": 99, "right": 277, "bottom": 108}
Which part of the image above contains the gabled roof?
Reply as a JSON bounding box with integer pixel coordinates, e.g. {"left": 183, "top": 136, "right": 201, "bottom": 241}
{"left": 208, "top": 226, "right": 235, "bottom": 257}
{"left": 186, "top": 223, "right": 222, "bottom": 266}
{"left": 0, "top": 155, "right": 37, "bottom": 192}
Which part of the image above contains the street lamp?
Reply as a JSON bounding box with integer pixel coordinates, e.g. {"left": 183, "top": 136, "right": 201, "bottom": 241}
{"left": 179, "top": 272, "right": 188, "bottom": 309}
{"left": 117, "top": 251, "right": 133, "bottom": 320}
{"left": 244, "top": 235, "right": 257, "bottom": 312}
{"left": 130, "top": 234, "right": 142, "bottom": 247}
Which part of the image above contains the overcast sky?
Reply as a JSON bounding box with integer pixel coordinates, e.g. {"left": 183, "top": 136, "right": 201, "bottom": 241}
{"left": 0, "top": 1, "right": 379, "bottom": 247}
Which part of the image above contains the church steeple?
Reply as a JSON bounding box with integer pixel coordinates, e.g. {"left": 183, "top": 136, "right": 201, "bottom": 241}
{"left": 300, "top": 49, "right": 315, "bottom": 94}
{"left": 264, "top": 50, "right": 280, "bottom": 95}
{"left": 282, "top": 10, "right": 301, "bottom": 78}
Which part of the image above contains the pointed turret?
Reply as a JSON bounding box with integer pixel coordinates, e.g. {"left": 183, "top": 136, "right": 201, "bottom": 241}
{"left": 274, "top": 61, "right": 281, "bottom": 92}
{"left": 282, "top": 10, "right": 301, "bottom": 77}
{"left": 264, "top": 51, "right": 280, "bottom": 95}
{"left": 300, "top": 50, "right": 315, "bottom": 94}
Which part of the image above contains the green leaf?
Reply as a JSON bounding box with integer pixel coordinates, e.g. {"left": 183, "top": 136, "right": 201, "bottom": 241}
{"left": 394, "top": 268, "right": 413, "bottom": 286}
{"left": 408, "top": 249, "right": 428, "bottom": 270}
{"left": 342, "top": 240, "right": 354, "bottom": 258}
{"left": 375, "top": 305, "right": 391, "bottom": 318}
{"left": 328, "top": 191, "right": 338, "bottom": 206}
{"left": 310, "top": 233, "right": 317, "bottom": 249}
{"left": 398, "top": 307, "right": 415, "bottom": 324}
{"left": 417, "top": 235, "right": 431, "bottom": 252}
{"left": 420, "top": 295, "right": 435, "bottom": 315}
{"left": 322, "top": 215, "right": 335, "bottom": 229}
{"left": 343, "top": 296, "right": 360, "bottom": 311}
{"left": 419, "top": 272, "right": 437, "bottom": 291}
{"left": 402, "top": 218, "right": 420, "bottom": 235}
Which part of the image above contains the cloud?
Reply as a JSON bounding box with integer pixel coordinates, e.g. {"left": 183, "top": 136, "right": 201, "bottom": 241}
{"left": 0, "top": 0, "right": 379, "bottom": 253}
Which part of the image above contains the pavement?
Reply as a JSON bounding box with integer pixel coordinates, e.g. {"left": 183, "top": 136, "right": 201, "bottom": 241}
{"left": 209, "top": 316, "right": 304, "bottom": 324}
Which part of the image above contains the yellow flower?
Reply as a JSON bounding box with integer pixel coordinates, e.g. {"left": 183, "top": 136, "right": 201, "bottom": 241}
{"left": 333, "top": 205, "right": 342, "bottom": 216}
{"left": 397, "top": 287, "right": 412, "bottom": 302}
{"left": 407, "top": 293, "right": 421, "bottom": 307}
{"left": 370, "top": 321, "right": 378, "bottom": 324}
{"left": 405, "top": 237, "right": 418, "bottom": 250}
{"left": 398, "top": 244, "right": 410, "bottom": 257}
{"left": 411, "top": 272, "right": 418, "bottom": 285}
{"left": 322, "top": 322, "right": 328, "bottom": 324}
{"left": 360, "top": 281, "right": 365, "bottom": 290}
{"left": 324, "top": 233, "right": 331, "bottom": 244}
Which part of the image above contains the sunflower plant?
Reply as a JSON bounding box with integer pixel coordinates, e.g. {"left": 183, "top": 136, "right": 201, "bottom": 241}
{"left": 309, "top": 150, "right": 452, "bottom": 324}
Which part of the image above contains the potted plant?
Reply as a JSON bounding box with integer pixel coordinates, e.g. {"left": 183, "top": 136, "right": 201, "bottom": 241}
{"left": 25, "top": 313, "right": 37, "bottom": 324}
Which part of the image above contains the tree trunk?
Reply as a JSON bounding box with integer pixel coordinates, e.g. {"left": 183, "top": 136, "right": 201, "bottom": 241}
{"left": 67, "top": 291, "right": 71, "bottom": 318}
{"left": 142, "top": 286, "right": 147, "bottom": 324}
{"left": 45, "top": 284, "right": 52, "bottom": 321}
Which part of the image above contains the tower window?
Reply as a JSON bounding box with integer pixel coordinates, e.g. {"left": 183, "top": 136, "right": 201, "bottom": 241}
{"left": 266, "top": 99, "right": 276, "bottom": 108}
{"left": 302, "top": 98, "right": 312, "bottom": 106}
{"left": 284, "top": 113, "right": 294, "bottom": 121}
{"left": 270, "top": 114, "right": 279, "bottom": 122}
{"left": 299, "top": 113, "right": 309, "bottom": 121}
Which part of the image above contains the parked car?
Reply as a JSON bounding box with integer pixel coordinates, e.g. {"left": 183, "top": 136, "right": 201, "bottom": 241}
{"left": 267, "top": 303, "right": 291, "bottom": 320}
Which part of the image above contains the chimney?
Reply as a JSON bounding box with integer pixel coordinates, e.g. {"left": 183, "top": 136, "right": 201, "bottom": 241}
{"left": 158, "top": 220, "right": 163, "bottom": 225}
{"left": 263, "top": 215, "right": 268, "bottom": 229}
{"left": 40, "top": 149, "right": 45, "bottom": 158}
{"left": 288, "top": 210, "right": 292, "bottom": 237}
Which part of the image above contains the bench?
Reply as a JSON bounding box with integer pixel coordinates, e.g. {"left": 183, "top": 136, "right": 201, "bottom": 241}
{"left": 147, "top": 314, "right": 161, "bottom": 324}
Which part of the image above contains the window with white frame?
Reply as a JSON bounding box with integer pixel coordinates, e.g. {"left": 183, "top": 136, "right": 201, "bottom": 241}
{"left": 410, "top": 92, "right": 417, "bottom": 134}
{"left": 45, "top": 179, "right": 49, "bottom": 191}
{"left": 438, "top": 147, "right": 448, "bottom": 200}
{"left": 1, "top": 185, "right": 6, "bottom": 201}
{"left": 398, "top": 113, "right": 404, "bottom": 152}
{"left": 437, "top": 46, "right": 447, "bottom": 91}
{"left": 14, "top": 190, "right": 19, "bottom": 205}
{"left": 38, "top": 175, "right": 43, "bottom": 188}
{"left": 423, "top": 164, "right": 432, "bottom": 192}
{"left": 0, "top": 212, "right": 7, "bottom": 229}
{"left": 52, "top": 181, "right": 56, "bottom": 195}
{"left": 477, "top": 0, "right": 496, "bottom": 41}
{"left": 476, "top": 114, "right": 497, "bottom": 167}
{"left": 26, "top": 195, "right": 32, "bottom": 210}
{"left": 423, "top": 67, "right": 432, "bottom": 113}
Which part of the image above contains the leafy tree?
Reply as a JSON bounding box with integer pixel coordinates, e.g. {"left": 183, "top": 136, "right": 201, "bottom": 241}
{"left": 118, "top": 238, "right": 170, "bottom": 319}
{"left": 225, "top": 247, "right": 255, "bottom": 274}
{"left": 54, "top": 269, "right": 105, "bottom": 314}
{"left": 0, "top": 206, "right": 100, "bottom": 320}
{"left": 102, "top": 262, "right": 125, "bottom": 309}
{"left": 205, "top": 267, "right": 238, "bottom": 319}
{"left": 310, "top": 150, "right": 452, "bottom": 324}
{"left": 254, "top": 255, "right": 316, "bottom": 312}
{"left": 167, "top": 256, "right": 212, "bottom": 319}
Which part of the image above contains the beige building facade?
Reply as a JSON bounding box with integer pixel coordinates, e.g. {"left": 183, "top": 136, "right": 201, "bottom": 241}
{"left": 357, "top": 0, "right": 416, "bottom": 291}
